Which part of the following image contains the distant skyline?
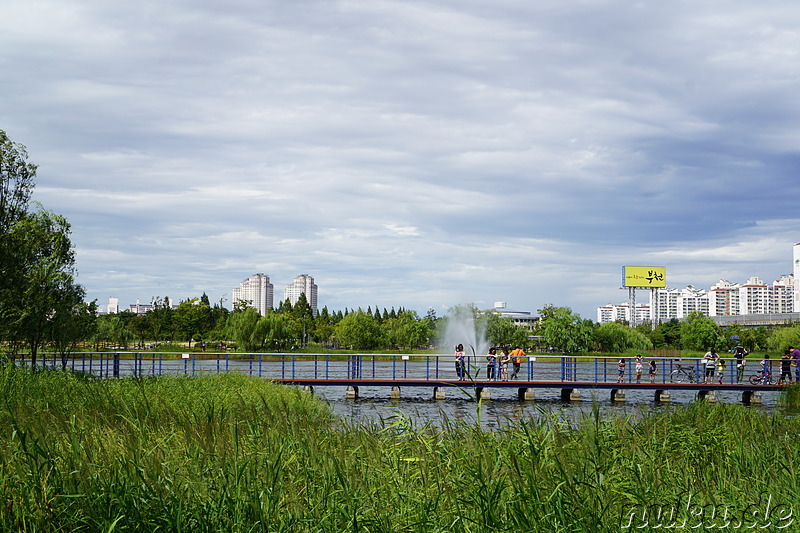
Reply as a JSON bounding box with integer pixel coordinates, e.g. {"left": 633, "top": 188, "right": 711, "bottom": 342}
{"left": 3, "top": 1, "right": 800, "bottom": 319}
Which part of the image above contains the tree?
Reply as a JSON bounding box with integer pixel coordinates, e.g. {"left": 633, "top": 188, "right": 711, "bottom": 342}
{"left": 767, "top": 324, "right": 800, "bottom": 352}
{"left": 0, "top": 130, "right": 36, "bottom": 235}
{"left": 261, "top": 313, "right": 296, "bottom": 351}
{"left": 93, "top": 313, "right": 134, "bottom": 350}
{"left": 481, "top": 312, "right": 528, "bottom": 348}
{"left": 386, "top": 311, "right": 430, "bottom": 350}
{"left": 334, "top": 310, "right": 386, "bottom": 350}
{"left": 648, "top": 319, "right": 682, "bottom": 348}
{"left": 595, "top": 322, "right": 653, "bottom": 352}
{"left": 2, "top": 208, "right": 86, "bottom": 365}
{"left": 537, "top": 305, "right": 595, "bottom": 353}
{"left": 679, "top": 311, "right": 724, "bottom": 351}
{"left": 174, "top": 298, "right": 213, "bottom": 343}
{"left": 226, "top": 307, "right": 263, "bottom": 352}
{"left": 146, "top": 297, "right": 174, "bottom": 342}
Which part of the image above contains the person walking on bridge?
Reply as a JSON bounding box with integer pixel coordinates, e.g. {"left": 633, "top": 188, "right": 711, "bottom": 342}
{"left": 486, "top": 348, "right": 497, "bottom": 381}
{"left": 454, "top": 344, "right": 466, "bottom": 381}
{"left": 510, "top": 346, "right": 525, "bottom": 380}
{"left": 734, "top": 345, "right": 748, "bottom": 383}
{"left": 703, "top": 349, "right": 719, "bottom": 384}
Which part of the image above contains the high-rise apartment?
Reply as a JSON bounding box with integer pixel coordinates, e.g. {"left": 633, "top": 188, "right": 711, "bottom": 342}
{"left": 284, "top": 274, "right": 317, "bottom": 312}
{"left": 232, "top": 273, "right": 274, "bottom": 315}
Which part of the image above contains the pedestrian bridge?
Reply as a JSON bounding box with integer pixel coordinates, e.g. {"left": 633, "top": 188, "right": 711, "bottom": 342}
{"left": 17, "top": 352, "right": 787, "bottom": 404}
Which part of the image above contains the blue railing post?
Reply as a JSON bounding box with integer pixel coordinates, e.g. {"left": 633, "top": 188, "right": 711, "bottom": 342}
{"left": 113, "top": 353, "right": 120, "bottom": 378}
{"left": 291, "top": 354, "right": 296, "bottom": 379}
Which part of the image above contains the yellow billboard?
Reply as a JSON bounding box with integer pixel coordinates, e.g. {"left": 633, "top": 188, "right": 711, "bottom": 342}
{"left": 622, "top": 266, "right": 666, "bottom": 287}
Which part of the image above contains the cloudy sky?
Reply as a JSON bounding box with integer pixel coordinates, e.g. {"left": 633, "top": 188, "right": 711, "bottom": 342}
{"left": 3, "top": 0, "right": 800, "bottom": 318}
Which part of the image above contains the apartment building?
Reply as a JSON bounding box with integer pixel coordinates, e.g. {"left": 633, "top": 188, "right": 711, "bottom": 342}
{"left": 284, "top": 274, "right": 318, "bottom": 312}
{"left": 232, "top": 273, "right": 274, "bottom": 315}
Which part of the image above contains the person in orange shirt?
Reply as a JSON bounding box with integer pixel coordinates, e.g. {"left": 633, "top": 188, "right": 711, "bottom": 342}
{"left": 510, "top": 346, "right": 525, "bottom": 380}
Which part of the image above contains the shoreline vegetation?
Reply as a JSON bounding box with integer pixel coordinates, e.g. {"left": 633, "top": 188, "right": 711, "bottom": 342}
{"left": 1, "top": 368, "right": 799, "bottom": 531}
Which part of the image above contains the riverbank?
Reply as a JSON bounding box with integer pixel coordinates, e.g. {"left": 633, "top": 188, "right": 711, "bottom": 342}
{"left": 0, "top": 368, "right": 796, "bottom": 531}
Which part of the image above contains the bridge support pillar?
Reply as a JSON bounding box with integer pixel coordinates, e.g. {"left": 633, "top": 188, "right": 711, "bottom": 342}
{"left": 433, "top": 387, "right": 446, "bottom": 401}
{"left": 302, "top": 385, "right": 314, "bottom": 395}
{"left": 345, "top": 385, "right": 359, "bottom": 400}
{"left": 518, "top": 388, "right": 535, "bottom": 401}
{"left": 742, "top": 390, "right": 762, "bottom": 405}
{"left": 654, "top": 390, "right": 670, "bottom": 403}
{"left": 390, "top": 386, "right": 401, "bottom": 400}
{"left": 477, "top": 387, "right": 491, "bottom": 401}
{"left": 698, "top": 390, "right": 717, "bottom": 403}
{"left": 610, "top": 389, "right": 626, "bottom": 402}
{"left": 561, "top": 388, "right": 580, "bottom": 401}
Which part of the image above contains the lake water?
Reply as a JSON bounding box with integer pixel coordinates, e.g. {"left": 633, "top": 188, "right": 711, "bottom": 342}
{"left": 313, "top": 384, "right": 787, "bottom": 431}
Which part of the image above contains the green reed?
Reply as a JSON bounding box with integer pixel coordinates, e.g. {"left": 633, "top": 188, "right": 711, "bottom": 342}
{"left": 0, "top": 366, "right": 798, "bottom": 531}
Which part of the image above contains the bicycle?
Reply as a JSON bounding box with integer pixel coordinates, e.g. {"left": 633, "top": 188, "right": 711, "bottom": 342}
{"left": 669, "top": 363, "right": 697, "bottom": 383}
{"left": 749, "top": 372, "right": 776, "bottom": 385}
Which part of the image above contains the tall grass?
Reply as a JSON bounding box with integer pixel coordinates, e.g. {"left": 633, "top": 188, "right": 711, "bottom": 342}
{"left": 0, "top": 366, "right": 798, "bottom": 531}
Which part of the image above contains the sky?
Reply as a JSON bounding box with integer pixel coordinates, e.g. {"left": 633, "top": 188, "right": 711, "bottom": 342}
{"left": 2, "top": 0, "right": 800, "bottom": 319}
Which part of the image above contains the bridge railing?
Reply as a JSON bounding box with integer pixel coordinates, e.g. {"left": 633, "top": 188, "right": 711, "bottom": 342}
{"left": 6, "top": 352, "right": 771, "bottom": 385}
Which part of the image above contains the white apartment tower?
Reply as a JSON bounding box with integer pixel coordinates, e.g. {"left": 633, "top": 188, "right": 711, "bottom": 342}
{"left": 772, "top": 274, "right": 795, "bottom": 313}
{"left": 107, "top": 297, "right": 119, "bottom": 314}
{"left": 284, "top": 274, "right": 318, "bottom": 312}
{"left": 708, "top": 280, "right": 740, "bottom": 317}
{"left": 232, "top": 273, "right": 274, "bottom": 315}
